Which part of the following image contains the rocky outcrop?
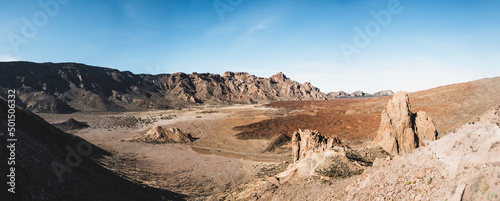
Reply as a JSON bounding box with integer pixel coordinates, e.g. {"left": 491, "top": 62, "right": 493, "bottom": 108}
{"left": 272, "top": 129, "right": 387, "bottom": 185}
{"left": 373, "top": 91, "right": 438, "bottom": 155}
{"left": 53, "top": 118, "right": 90, "bottom": 131}
{"left": 129, "top": 126, "right": 194, "bottom": 143}
{"left": 0, "top": 62, "right": 328, "bottom": 113}
{"left": 326, "top": 90, "right": 394, "bottom": 99}
{"left": 292, "top": 129, "right": 342, "bottom": 162}
{"left": 414, "top": 111, "right": 438, "bottom": 144}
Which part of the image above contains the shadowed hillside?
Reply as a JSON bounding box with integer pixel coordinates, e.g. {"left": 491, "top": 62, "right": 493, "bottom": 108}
{"left": 0, "top": 98, "right": 185, "bottom": 201}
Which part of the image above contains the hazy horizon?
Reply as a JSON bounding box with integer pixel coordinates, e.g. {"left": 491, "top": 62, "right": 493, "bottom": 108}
{"left": 1, "top": 0, "right": 500, "bottom": 93}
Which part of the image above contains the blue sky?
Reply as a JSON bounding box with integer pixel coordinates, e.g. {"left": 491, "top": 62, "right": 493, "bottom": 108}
{"left": 1, "top": 0, "right": 499, "bottom": 93}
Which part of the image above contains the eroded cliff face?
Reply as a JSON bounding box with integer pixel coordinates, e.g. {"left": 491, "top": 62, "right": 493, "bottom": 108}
{"left": 373, "top": 91, "right": 438, "bottom": 155}
{"left": 0, "top": 62, "right": 328, "bottom": 113}
{"left": 291, "top": 129, "right": 342, "bottom": 162}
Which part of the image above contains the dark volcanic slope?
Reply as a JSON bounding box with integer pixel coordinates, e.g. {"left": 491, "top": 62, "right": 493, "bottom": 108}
{"left": 0, "top": 62, "right": 329, "bottom": 113}
{"left": 0, "top": 98, "right": 184, "bottom": 200}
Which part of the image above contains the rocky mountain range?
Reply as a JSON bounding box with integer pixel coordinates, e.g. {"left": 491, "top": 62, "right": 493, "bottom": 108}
{"left": 0, "top": 62, "right": 392, "bottom": 113}
{"left": 326, "top": 90, "right": 394, "bottom": 99}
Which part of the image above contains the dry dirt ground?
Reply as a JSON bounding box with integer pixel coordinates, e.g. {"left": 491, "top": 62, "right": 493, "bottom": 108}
{"left": 36, "top": 77, "right": 499, "bottom": 200}
{"left": 38, "top": 105, "right": 294, "bottom": 198}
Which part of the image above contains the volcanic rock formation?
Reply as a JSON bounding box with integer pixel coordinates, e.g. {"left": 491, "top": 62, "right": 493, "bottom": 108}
{"left": 292, "top": 129, "right": 342, "bottom": 162}
{"left": 373, "top": 91, "right": 438, "bottom": 155}
{"left": 273, "top": 129, "right": 386, "bottom": 185}
{"left": 129, "top": 126, "right": 194, "bottom": 143}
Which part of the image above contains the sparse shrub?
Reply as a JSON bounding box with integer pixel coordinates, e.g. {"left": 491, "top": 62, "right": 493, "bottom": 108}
{"left": 424, "top": 177, "right": 432, "bottom": 185}
{"left": 160, "top": 114, "right": 177, "bottom": 120}
{"left": 316, "top": 156, "right": 364, "bottom": 178}
{"left": 320, "top": 179, "right": 332, "bottom": 185}
{"left": 488, "top": 192, "right": 497, "bottom": 200}
{"left": 199, "top": 110, "right": 218, "bottom": 114}
{"left": 479, "top": 182, "right": 490, "bottom": 194}
{"left": 346, "top": 150, "right": 372, "bottom": 166}
{"left": 94, "top": 115, "right": 159, "bottom": 129}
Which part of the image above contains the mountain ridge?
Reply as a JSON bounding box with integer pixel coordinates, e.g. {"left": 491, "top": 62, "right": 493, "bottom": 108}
{"left": 0, "top": 61, "right": 392, "bottom": 113}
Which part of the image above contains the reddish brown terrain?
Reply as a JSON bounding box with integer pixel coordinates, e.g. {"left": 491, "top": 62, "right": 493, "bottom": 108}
{"left": 234, "top": 77, "right": 500, "bottom": 147}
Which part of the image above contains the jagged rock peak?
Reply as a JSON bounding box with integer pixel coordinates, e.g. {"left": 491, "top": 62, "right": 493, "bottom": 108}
{"left": 270, "top": 72, "right": 288, "bottom": 82}
{"left": 292, "top": 129, "right": 342, "bottom": 162}
{"left": 222, "top": 71, "right": 251, "bottom": 77}
{"left": 373, "top": 91, "right": 438, "bottom": 155}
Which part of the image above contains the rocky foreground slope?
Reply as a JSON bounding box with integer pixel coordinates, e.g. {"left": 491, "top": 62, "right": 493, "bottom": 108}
{"left": 0, "top": 98, "right": 184, "bottom": 201}
{"left": 346, "top": 105, "right": 500, "bottom": 201}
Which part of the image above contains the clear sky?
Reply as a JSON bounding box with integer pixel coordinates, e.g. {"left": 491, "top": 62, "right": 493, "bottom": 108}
{"left": 1, "top": 0, "right": 499, "bottom": 93}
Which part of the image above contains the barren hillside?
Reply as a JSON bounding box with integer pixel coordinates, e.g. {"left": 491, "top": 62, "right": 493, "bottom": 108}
{"left": 234, "top": 77, "right": 500, "bottom": 144}
{"left": 0, "top": 98, "right": 184, "bottom": 201}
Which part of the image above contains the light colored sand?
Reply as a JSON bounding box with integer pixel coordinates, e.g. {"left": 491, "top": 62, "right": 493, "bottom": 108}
{"left": 38, "top": 104, "right": 293, "bottom": 196}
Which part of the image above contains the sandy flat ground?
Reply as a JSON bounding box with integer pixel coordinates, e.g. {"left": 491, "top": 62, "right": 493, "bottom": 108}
{"left": 38, "top": 104, "right": 293, "bottom": 197}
